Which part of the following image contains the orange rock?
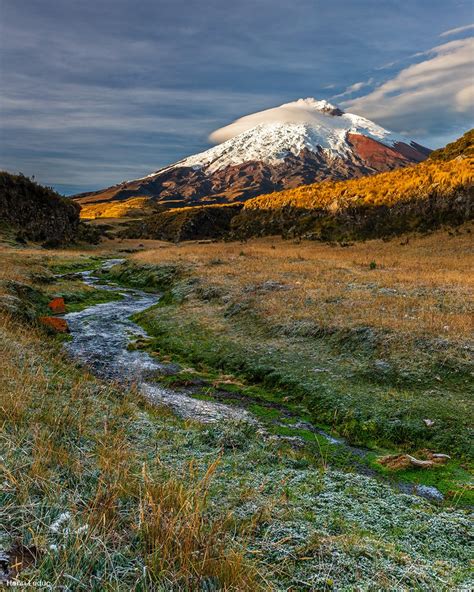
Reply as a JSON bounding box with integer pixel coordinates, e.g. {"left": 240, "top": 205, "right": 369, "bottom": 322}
{"left": 48, "top": 297, "right": 66, "bottom": 314}
{"left": 39, "top": 316, "right": 69, "bottom": 333}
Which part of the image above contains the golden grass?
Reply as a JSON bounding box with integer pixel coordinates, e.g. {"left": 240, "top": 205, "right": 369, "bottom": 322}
{"left": 244, "top": 157, "right": 473, "bottom": 211}
{"left": 129, "top": 228, "right": 474, "bottom": 341}
{"left": 79, "top": 197, "right": 152, "bottom": 219}
{"left": 140, "top": 459, "right": 263, "bottom": 590}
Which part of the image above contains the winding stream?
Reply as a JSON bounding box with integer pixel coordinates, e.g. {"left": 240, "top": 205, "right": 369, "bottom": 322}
{"left": 64, "top": 260, "right": 253, "bottom": 424}
{"left": 63, "top": 260, "right": 444, "bottom": 502}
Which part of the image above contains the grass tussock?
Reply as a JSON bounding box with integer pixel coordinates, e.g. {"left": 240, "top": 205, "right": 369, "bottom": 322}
{"left": 140, "top": 460, "right": 262, "bottom": 591}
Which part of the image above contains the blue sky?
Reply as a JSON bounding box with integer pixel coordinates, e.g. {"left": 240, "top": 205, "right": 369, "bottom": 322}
{"left": 0, "top": 0, "right": 473, "bottom": 195}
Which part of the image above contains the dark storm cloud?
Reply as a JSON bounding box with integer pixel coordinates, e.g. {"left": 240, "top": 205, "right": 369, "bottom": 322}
{"left": 0, "top": 0, "right": 472, "bottom": 193}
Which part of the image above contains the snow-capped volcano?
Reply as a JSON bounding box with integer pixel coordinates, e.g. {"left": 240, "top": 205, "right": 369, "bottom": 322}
{"left": 75, "top": 98, "right": 431, "bottom": 208}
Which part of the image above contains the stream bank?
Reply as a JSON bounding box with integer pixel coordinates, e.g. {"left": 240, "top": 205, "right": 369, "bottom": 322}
{"left": 61, "top": 260, "right": 458, "bottom": 504}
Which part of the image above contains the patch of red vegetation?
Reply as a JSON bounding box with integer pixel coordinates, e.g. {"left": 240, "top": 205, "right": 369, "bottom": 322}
{"left": 48, "top": 297, "right": 66, "bottom": 314}
{"left": 39, "top": 316, "right": 69, "bottom": 333}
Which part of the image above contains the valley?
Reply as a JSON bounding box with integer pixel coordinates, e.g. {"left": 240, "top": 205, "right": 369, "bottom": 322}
{"left": 0, "top": 106, "right": 472, "bottom": 591}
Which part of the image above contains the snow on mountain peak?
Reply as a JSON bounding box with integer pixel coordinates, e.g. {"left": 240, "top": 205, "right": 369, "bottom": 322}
{"left": 138, "top": 98, "right": 411, "bottom": 180}
{"left": 209, "top": 97, "right": 347, "bottom": 144}
{"left": 150, "top": 98, "right": 407, "bottom": 175}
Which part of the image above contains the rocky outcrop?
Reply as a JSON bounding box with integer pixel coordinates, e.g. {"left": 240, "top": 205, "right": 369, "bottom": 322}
{"left": 0, "top": 172, "right": 81, "bottom": 244}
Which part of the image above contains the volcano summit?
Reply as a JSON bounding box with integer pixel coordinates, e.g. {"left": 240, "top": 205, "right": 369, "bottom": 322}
{"left": 75, "top": 98, "right": 431, "bottom": 209}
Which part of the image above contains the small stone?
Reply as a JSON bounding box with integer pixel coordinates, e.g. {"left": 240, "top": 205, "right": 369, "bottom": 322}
{"left": 48, "top": 297, "right": 66, "bottom": 314}
{"left": 374, "top": 359, "right": 391, "bottom": 373}
{"left": 415, "top": 484, "right": 444, "bottom": 502}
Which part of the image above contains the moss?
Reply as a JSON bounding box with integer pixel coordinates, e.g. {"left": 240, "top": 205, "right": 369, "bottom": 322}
{"left": 99, "top": 261, "right": 184, "bottom": 292}
{"left": 58, "top": 287, "right": 124, "bottom": 312}
{"left": 47, "top": 256, "right": 105, "bottom": 274}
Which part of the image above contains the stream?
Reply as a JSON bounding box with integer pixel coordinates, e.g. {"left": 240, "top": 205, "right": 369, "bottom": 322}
{"left": 64, "top": 260, "right": 254, "bottom": 424}
{"left": 63, "top": 260, "right": 444, "bottom": 502}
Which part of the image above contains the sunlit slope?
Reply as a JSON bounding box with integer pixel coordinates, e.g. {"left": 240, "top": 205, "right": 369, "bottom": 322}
{"left": 242, "top": 155, "right": 472, "bottom": 212}
{"left": 429, "top": 129, "right": 474, "bottom": 161}
{"left": 79, "top": 196, "right": 153, "bottom": 219}
{"left": 230, "top": 133, "right": 473, "bottom": 240}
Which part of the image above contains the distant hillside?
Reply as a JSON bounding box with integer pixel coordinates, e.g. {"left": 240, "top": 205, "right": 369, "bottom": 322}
{"left": 124, "top": 204, "right": 242, "bottom": 241}
{"left": 428, "top": 129, "right": 474, "bottom": 161}
{"left": 0, "top": 172, "right": 81, "bottom": 244}
{"left": 79, "top": 197, "right": 155, "bottom": 220}
{"left": 125, "top": 130, "right": 473, "bottom": 242}
{"left": 230, "top": 139, "right": 473, "bottom": 241}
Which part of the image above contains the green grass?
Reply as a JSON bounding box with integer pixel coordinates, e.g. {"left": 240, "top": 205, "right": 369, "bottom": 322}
{"left": 54, "top": 286, "right": 124, "bottom": 312}
{"left": 134, "top": 301, "right": 472, "bottom": 456}
{"left": 127, "top": 293, "right": 473, "bottom": 502}
{"left": 47, "top": 255, "right": 106, "bottom": 275}
{"left": 368, "top": 453, "right": 474, "bottom": 506}
{"left": 91, "top": 258, "right": 474, "bottom": 502}
{"left": 99, "top": 261, "right": 184, "bottom": 292}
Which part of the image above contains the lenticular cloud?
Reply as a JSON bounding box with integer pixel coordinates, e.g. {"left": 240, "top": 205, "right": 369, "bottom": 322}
{"left": 209, "top": 98, "right": 341, "bottom": 144}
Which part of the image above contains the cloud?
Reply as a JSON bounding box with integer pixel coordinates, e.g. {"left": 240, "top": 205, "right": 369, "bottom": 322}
{"left": 209, "top": 98, "right": 344, "bottom": 144}
{"left": 332, "top": 78, "right": 374, "bottom": 99}
{"left": 343, "top": 38, "right": 474, "bottom": 138}
{"left": 440, "top": 23, "right": 474, "bottom": 37}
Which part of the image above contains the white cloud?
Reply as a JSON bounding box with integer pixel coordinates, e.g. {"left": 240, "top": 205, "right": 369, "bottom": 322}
{"left": 332, "top": 78, "right": 374, "bottom": 99}
{"left": 440, "top": 23, "right": 474, "bottom": 37}
{"left": 209, "top": 98, "right": 342, "bottom": 144}
{"left": 342, "top": 38, "right": 474, "bottom": 138}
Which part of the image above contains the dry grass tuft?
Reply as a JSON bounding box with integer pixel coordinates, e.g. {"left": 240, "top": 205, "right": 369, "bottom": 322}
{"left": 140, "top": 459, "right": 264, "bottom": 590}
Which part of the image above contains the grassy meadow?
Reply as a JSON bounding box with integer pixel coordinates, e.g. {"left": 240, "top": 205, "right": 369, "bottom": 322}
{"left": 0, "top": 228, "right": 472, "bottom": 589}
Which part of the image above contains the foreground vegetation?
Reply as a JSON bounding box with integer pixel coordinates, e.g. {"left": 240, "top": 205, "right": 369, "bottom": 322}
{"left": 0, "top": 235, "right": 472, "bottom": 589}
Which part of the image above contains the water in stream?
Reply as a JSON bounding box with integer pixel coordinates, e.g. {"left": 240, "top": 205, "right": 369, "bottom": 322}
{"left": 64, "top": 261, "right": 253, "bottom": 424}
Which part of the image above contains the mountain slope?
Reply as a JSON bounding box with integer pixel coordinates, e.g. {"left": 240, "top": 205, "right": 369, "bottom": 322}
{"left": 231, "top": 140, "right": 473, "bottom": 240}
{"left": 429, "top": 129, "right": 474, "bottom": 161}
{"left": 126, "top": 130, "right": 472, "bottom": 242}
{"left": 76, "top": 98, "right": 430, "bottom": 215}
{"left": 0, "top": 172, "right": 81, "bottom": 244}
